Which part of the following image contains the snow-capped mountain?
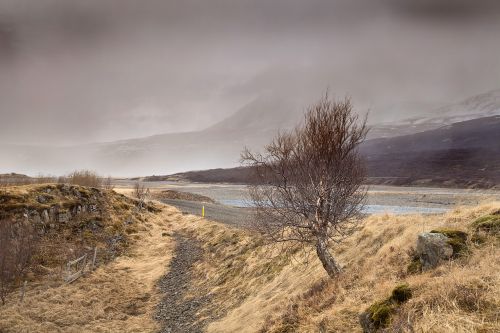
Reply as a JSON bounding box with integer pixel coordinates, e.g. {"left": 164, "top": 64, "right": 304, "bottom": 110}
{"left": 369, "top": 89, "right": 500, "bottom": 139}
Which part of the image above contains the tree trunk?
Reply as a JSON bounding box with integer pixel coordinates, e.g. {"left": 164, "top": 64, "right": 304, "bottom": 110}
{"left": 316, "top": 237, "right": 341, "bottom": 278}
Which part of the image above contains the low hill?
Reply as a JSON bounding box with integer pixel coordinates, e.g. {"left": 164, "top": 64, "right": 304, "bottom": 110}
{"left": 0, "top": 184, "right": 160, "bottom": 280}
{"left": 0, "top": 173, "right": 32, "bottom": 186}
{"left": 145, "top": 166, "right": 260, "bottom": 184}
{"left": 151, "top": 189, "right": 216, "bottom": 203}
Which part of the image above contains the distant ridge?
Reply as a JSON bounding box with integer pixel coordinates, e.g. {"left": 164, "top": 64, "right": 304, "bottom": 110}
{"left": 156, "top": 116, "right": 500, "bottom": 189}
{"left": 363, "top": 116, "right": 500, "bottom": 188}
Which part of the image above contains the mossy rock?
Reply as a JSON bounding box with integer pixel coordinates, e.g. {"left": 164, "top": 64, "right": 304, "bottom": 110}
{"left": 368, "top": 300, "right": 394, "bottom": 329}
{"left": 362, "top": 284, "right": 413, "bottom": 331}
{"left": 471, "top": 215, "right": 500, "bottom": 235}
{"left": 391, "top": 284, "right": 412, "bottom": 303}
{"left": 430, "top": 228, "right": 468, "bottom": 257}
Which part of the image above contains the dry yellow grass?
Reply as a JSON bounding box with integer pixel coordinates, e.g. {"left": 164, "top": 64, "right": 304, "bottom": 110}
{"left": 175, "top": 202, "right": 500, "bottom": 333}
{"left": 0, "top": 206, "right": 182, "bottom": 333}
{"left": 1, "top": 189, "right": 498, "bottom": 333}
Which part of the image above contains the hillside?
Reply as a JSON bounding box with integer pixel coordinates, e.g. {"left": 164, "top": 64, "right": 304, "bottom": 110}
{"left": 1, "top": 184, "right": 499, "bottom": 332}
{"left": 192, "top": 202, "right": 500, "bottom": 333}
{"left": 0, "top": 184, "right": 161, "bottom": 274}
{"left": 362, "top": 115, "right": 500, "bottom": 154}
{"left": 363, "top": 116, "right": 500, "bottom": 188}
{"left": 150, "top": 116, "right": 500, "bottom": 188}
{"left": 1, "top": 90, "right": 500, "bottom": 177}
{"left": 368, "top": 89, "right": 500, "bottom": 139}
{"left": 0, "top": 184, "right": 168, "bottom": 332}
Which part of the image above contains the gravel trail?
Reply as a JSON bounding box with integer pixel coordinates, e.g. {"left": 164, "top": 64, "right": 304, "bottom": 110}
{"left": 156, "top": 234, "right": 212, "bottom": 333}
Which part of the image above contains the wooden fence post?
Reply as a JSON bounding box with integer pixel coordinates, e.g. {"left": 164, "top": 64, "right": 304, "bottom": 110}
{"left": 19, "top": 280, "right": 27, "bottom": 303}
{"left": 91, "top": 247, "right": 97, "bottom": 271}
{"left": 82, "top": 254, "right": 88, "bottom": 276}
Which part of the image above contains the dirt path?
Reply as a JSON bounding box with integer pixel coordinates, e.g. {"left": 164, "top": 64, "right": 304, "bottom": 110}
{"left": 0, "top": 199, "right": 243, "bottom": 333}
{"left": 156, "top": 233, "right": 215, "bottom": 333}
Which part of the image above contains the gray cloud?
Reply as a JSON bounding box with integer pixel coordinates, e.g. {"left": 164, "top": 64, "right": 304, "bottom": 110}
{"left": 1, "top": 0, "right": 500, "bottom": 145}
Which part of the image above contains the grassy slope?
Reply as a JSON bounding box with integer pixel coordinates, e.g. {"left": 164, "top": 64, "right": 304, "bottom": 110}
{"left": 180, "top": 202, "right": 500, "bottom": 333}
{"left": 0, "top": 184, "right": 169, "bottom": 332}
{"left": 1, "top": 185, "right": 498, "bottom": 332}
{"left": 0, "top": 184, "right": 148, "bottom": 269}
{"left": 0, "top": 203, "right": 185, "bottom": 333}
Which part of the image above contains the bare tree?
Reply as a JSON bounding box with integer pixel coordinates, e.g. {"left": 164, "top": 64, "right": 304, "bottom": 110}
{"left": 102, "top": 176, "right": 115, "bottom": 191}
{"left": 60, "top": 170, "right": 102, "bottom": 188}
{"left": 0, "top": 219, "right": 37, "bottom": 305}
{"left": 133, "top": 182, "right": 149, "bottom": 209}
{"left": 241, "top": 95, "right": 368, "bottom": 278}
{"left": 133, "top": 182, "right": 146, "bottom": 200}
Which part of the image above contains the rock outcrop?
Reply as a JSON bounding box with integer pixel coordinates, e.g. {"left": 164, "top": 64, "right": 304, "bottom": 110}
{"left": 409, "top": 229, "right": 468, "bottom": 273}
{"left": 416, "top": 232, "right": 454, "bottom": 270}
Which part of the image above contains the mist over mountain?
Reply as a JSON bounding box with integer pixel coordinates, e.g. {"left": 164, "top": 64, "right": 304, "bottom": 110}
{"left": 1, "top": 0, "right": 500, "bottom": 146}
{"left": 1, "top": 89, "right": 499, "bottom": 177}
{"left": 1, "top": 1, "right": 500, "bottom": 176}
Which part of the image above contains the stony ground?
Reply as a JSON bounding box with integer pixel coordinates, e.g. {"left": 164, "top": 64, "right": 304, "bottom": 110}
{"left": 156, "top": 234, "right": 214, "bottom": 333}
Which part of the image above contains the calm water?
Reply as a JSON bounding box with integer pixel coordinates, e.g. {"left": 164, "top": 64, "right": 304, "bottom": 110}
{"left": 219, "top": 199, "right": 448, "bottom": 215}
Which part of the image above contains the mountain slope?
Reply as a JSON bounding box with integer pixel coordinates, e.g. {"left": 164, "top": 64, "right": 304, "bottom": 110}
{"left": 1, "top": 90, "right": 499, "bottom": 177}
{"left": 362, "top": 115, "right": 500, "bottom": 154}
{"left": 363, "top": 116, "right": 500, "bottom": 188}
{"left": 162, "top": 116, "right": 500, "bottom": 188}
{"left": 368, "top": 89, "right": 500, "bottom": 138}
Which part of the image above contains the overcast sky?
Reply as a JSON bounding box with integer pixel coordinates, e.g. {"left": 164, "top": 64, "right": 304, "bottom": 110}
{"left": 1, "top": 0, "right": 500, "bottom": 145}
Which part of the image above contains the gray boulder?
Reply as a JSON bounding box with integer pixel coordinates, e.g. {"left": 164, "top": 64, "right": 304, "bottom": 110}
{"left": 416, "top": 232, "right": 453, "bottom": 270}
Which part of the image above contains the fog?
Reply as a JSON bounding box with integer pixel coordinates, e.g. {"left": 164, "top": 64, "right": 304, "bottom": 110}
{"left": 1, "top": 0, "right": 500, "bottom": 146}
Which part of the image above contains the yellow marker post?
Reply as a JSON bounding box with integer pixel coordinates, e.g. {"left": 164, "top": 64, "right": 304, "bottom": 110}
{"left": 202, "top": 205, "right": 205, "bottom": 218}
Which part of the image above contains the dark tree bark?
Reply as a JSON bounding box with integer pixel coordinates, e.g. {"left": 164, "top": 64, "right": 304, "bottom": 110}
{"left": 316, "top": 236, "right": 341, "bottom": 277}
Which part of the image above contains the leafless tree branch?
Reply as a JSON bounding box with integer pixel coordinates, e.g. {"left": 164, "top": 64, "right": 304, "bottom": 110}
{"left": 241, "top": 94, "right": 368, "bottom": 278}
